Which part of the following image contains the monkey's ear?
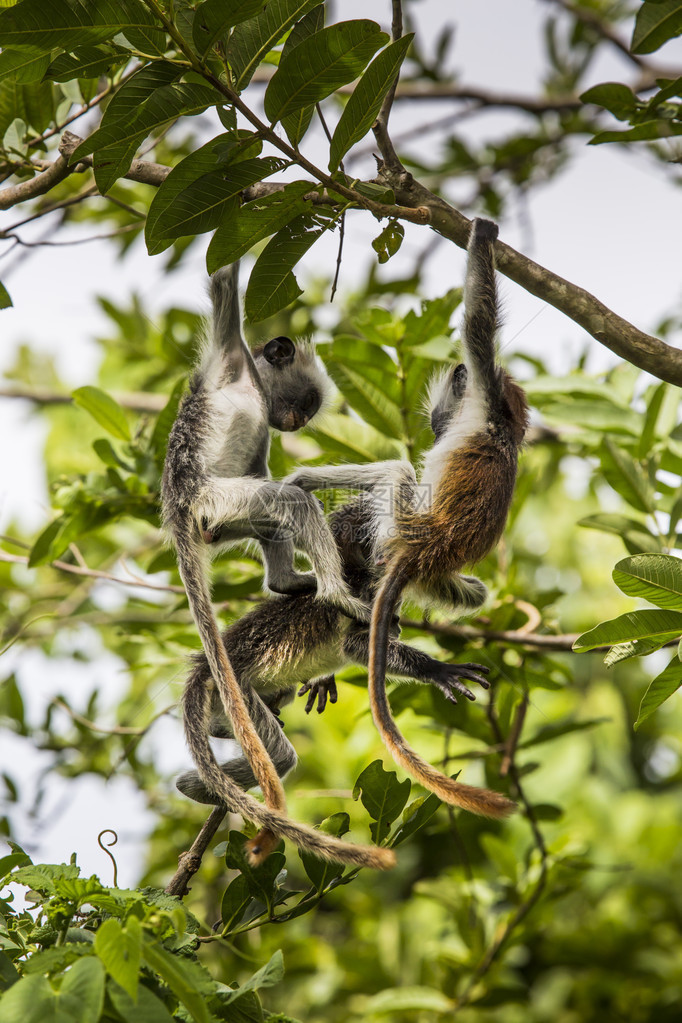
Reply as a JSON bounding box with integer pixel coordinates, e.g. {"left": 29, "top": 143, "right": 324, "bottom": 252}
{"left": 263, "top": 336, "right": 295, "bottom": 366}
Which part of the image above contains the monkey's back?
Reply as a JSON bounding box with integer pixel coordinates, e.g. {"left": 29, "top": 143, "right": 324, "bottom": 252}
{"left": 396, "top": 434, "right": 519, "bottom": 580}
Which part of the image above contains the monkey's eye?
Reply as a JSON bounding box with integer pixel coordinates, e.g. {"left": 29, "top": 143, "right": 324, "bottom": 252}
{"left": 263, "top": 336, "right": 295, "bottom": 367}
{"left": 301, "top": 391, "right": 318, "bottom": 413}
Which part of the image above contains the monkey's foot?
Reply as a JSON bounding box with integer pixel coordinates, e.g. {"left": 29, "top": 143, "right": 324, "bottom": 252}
{"left": 298, "top": 675, "right": 338, "bottom": 714}
{"left": 432, "top": 662, "right": 490, "bottom": 703}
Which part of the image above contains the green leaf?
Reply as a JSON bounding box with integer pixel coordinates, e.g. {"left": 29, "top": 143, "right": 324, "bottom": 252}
{"left": 264, "top": 20, "right": 388, "bottom": 123}
{"left": 27, "top": 518, "right": 62, "bottom": 567}
{"left": 280, "top": 4, "right": 324, "bottom": 145}
{"left": 299, "top": 813, "right": 349, "bottom": 891}
{"left": 207, "top": 182, "right": 313, "bottom": 270}
{"left": 192, "top": 0, "right": 268, "bottom": 55}
{"left": 635, "top": 655, "right": 682, "bottom": 728}
{"left": 107, "top": 980, "right": 175, "bottom": 1023}
{"left": 46, "top": 45, "right": 128, "bottom": 83}
{"left": 542, "top": 399, "right": 641, "bottom": 436}
{"left": 353, "top": 760, "right": 410, "bottom": 844}
{"left": 148, "top": 156, "right": 288, "bottom": 250}
{"left": 244, "top": 212, "right": 333, "bottom": 321}
{"left": 590, "top": 121, "right": 682, "bottom": 144}
{"left": 324, "top": 360, "right": 404, "bottom": 439}
{"left": 604, "top": 638, "right": 668, "bottom": 667}
{"left": 94, "top": 917, "right": 141, "bottom": 1002}
{"left": 329, "top": 34, "right": 412, "bottom": 169}
{"left": 0, "top": 974, "right": 56, "bottom": 1023}
{"left": 73, "top": 79, "right": 219, "bottom": 167}
{"left": 578, "top": 514, "right": 661, "bottom": 555}
{"left": 573, "top": 609, "right": 682, "bottom": 652}
{"left": 0, "top": 0, "right": 161, "bottom": 52}
{"left": 0, "top": 48, "right": 50, "bottom": 83}
{"left": 481, "top": 833, "right": 517, "bottom": 882}
{"left": 580, "top": 82, "right": 639, "bottom": 120}
{"left": 224, "top": 831, "right": 286, "bottom": 908}
{"left": 519, "top": 717, "right": 610, "bottom": 748}
{"left": 599, "top": 438, "right": 653, "bottom": 514}
{"left": 221, "top": 950, "right": 284, "bottom": 1004}
{"left": 0, "top": 280, "right": 12, "bottom": 309}
{"left": 226, "top": 0, "right": 322, "bottom": 90}
{"left": 220, "top": 874, "right": 252, "bottom": 931}
{"left": 389, "top": 793, "right": 441, "bottom": 847}
{"left": 72, "top": 386, "right": 131, "bottom": 440}
{"left": 632, "top": 0, "right": 682, "bottom": 54}
{"left": 308, "top": 412, "right": 403, "bottom": 463}
{"left": 613, "top": 554, "right": 682, "bottom": 610}
{"left": 141, "top": 942, "right": 212, "bottom": 1023}
{"left": 363, "top": 986, "right": 454, "bottom": 1016}
{"left": 58, "top": 957, "right": 105, "bottom": 1023}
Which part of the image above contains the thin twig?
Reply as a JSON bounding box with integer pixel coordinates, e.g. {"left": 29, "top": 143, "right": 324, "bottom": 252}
{"left": 165, "top": 805, "right": 228, "bottom": 899}
{"left": 0, "top": 549, "right": 185, "bottom": 594}
{"left": 372, "top": 0, "right": 405, "bottom": 172}
{"left": 52, "top": 696, "right": 175, "bottom": 736}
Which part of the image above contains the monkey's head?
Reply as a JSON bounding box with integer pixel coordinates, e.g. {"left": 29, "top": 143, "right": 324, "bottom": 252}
{"left": 428, "top": 363, "right": 468, "bottom": 440}
{"left": 254, "top": 336, "right": 330, "bottom": 432}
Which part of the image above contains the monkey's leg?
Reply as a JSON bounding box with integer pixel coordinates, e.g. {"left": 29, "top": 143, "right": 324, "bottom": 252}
{"left": 417, "top": 574, "right": 489, "bottom": 615}
{"left": 260, "top": 535, "right": 316, "bottom": 595}
{"left": 342, "top": 628, "right": 490, "bottom": 702}
{"left": 285, "top": 460, "right": 417, "bottom": 494}
{"left": 177, "top": 671, "right": 298, "bottom": 803}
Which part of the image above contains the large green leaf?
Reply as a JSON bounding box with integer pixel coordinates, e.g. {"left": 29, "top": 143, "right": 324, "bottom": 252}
{"left": 0, "top": 48, "right": 50, "bottom": 82}
{"left": 58, "top": 957, "right": 105, "bottom": 1023}
{"left": 612, "top": 554, "right": 682, "bottom": 610}
{"left": 280, "top": 3, "right": 324, "bottom": 145}
{"left": 192, "top": 0, "right": 267, "bottom": 55}
{"left": 206, "top": 181, "right": 312, "bottom": 270}
{"left": 325, "top": 360, "right": 404, "bottom": 440}
{"left": 72, "top": 386, "right": 131, "bottom": 440}
{"left": 363, "top": 987, "right": 454, "bottom": 1016}
{"left": 264, "top": 20, "right": 388, "bottom": 123}
{"left": 141, "top": 943, "right": 211, "bottom": 1023}
{"left": 308, "top": 412, "right": 403, "bottom": 463}
{"left": 632, "top": 0, "right": 682, "bottom": 54}
{"left": 73, "top": 80, "right": 219, "bottom": 176}
{"left": 604, "top": 638, "right": 669, "bottom": 668}
{"left": 542, "top": 399, "right": 641, "bottom": 436}
{"left": 635, "top": 655, "right": 682, "bottom": 729}
{"left": 590, "top": 122, "right": 682, "bottom": 144}
{"left": 300, "top": 813, "right": 348, "bottom": 891}
{"left": 244, "top": 212, "right": 333, "bottom": 321}
{"left": 226, "top": 0, "right": 322, "bottom": 91}
{"left": 353, "top": 760, "right": 411, "bottom": 844}
{"left": 46, "top": 44, "right": 129, "bottom": 82}
{"left": 599, "top": 438, "right": 653, "bottom": 514}
{"left": 0, "top": 0, "right": 158, "bottom": 52}
{"left": 580, "top": 82, "right": 639, "bottom": 120}
{"left": 573, "top": 609, "right": 682, "bottom": 652}
{"left": 329, "top": 33, "right": 412, "bottom": 169}
{"left": 147, "top": 156, "right": 288, "bottom": 249}
{"left": 0, "top": 281, "right": 12, "bottom": 308}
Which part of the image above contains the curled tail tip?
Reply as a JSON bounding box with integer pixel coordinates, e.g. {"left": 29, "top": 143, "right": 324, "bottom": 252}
{"left": 246, "top": 828, "right": 280, "bottom": 866}
{"left": 441, "top": 778, "right": 516, "bottom": 818}
{"left": 374, "top": 847, "right": 397, "bottom": 870}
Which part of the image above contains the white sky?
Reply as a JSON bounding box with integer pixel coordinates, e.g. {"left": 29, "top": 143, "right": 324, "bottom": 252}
{"left": 1, "top": 0, "right": 681, "bottom": 885}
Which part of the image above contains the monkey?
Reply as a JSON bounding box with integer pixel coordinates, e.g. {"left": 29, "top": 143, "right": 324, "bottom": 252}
{"left": 162, "top": 262, "right": 383, "bottom": 870}
{"left": 176, "top": 493, "right": 497, "bottom": 826}
{"left": 283, "top": 218, "right": 528, "bottom": 816}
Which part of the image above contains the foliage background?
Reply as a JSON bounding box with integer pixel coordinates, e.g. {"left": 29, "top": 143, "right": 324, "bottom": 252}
{"left": 1, "top": 0, "right": 682, "bottom": 1020}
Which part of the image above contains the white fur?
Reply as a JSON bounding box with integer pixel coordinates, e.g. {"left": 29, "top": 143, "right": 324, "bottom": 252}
{"left": 419, "top": 388, "right": 487, "bottom": 501}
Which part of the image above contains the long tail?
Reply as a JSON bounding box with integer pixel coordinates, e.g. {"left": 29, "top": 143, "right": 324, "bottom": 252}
{"left": 183, "top": 667, "right": 396, "bottom": 869}
{"left": 368, "top": 561, "right": 516, "bottom": 818}
{"left": 175, "top": 521, "right": 286, "bottom": 817}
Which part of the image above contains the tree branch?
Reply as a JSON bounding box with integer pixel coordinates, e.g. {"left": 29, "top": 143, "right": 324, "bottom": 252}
{"left": 0, "top": 385, "right": 166, "bottom": 412}
{"left": 165, "top": 806, "right": 228, "bottom": 899}
{"left": 377, "top": 167, "right": 682, "bottom": 386}
{"left": 372, "top": 0, "right": 404, "bottom": 172}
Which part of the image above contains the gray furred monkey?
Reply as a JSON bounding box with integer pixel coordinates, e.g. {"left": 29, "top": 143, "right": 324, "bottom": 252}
{"left": 163, "top": 263, "right": 388, "bottom": 870}
{"left": 176, "top": 493, "right": 492, "bottom": 808}
{"left": 285, "top": 219, "right": 528, "bottom": 816}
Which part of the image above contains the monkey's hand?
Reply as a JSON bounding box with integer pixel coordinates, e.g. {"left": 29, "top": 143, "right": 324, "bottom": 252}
{"left": 298, "top": 675, "right": 338, "bottom": 714}
{"left": 430, "top": 662, "right": 490, "bottom": 703}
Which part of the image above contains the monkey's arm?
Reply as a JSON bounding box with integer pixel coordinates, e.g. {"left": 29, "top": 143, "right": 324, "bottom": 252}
{"left": 209, "top": 263, "right": 249, "bottom": 378}
{"left": 461, "top": 219, "right": 500, "bottom": 399}
{"left": 342, "top": 629, "right": 489, "bottom": 701}
{"left": 285, "top": 461, "right": 417, "bottom": 493}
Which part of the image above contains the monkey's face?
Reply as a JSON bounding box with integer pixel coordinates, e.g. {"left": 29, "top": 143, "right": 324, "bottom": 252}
{"left": 257, "top": 336, "right": 324, "bottom": 431}
{"left": 430, "top": 363, "right": 468, "bottom": 440}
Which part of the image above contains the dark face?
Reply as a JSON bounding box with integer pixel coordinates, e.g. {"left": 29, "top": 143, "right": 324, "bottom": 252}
{"left": 261, "top": 336, "right": 322, "bottom": 431}
{"left": 431, "top": 363, "right": 468, "bottom": 440}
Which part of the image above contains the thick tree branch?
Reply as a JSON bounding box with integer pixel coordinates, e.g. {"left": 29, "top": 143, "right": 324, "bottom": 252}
{"left": 377, "top": 167, "right": 682, "bottom": 386}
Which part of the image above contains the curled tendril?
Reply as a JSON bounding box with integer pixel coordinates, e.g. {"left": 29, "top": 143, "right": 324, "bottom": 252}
{"left": 97, "top": 829, "right": 119, "bottom": 888}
